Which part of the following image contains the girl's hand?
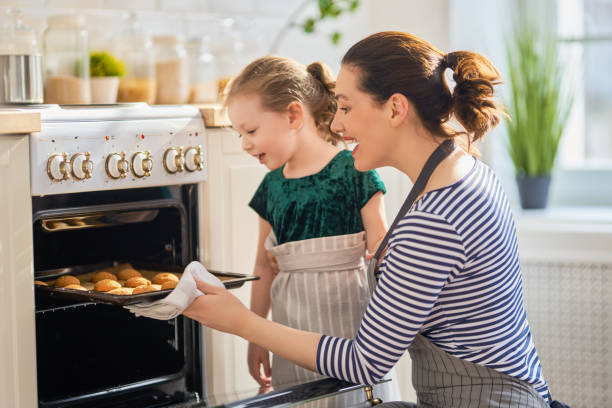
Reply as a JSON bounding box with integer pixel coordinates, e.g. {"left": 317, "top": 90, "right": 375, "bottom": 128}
{"left": 266, "top": 251, "right": 280, "bottom": 275}
{"left": 366, "top": 244, "right": 387, "bottom": 269}
{"left": 247, "top": 342, "right": 272, "bottom": 387}
{"left": 183, "top": 277, "right": 251, "bottom": 336}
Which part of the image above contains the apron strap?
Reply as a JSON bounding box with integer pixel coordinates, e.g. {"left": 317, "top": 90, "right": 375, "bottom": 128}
{"left": 368, "top": 138, "right": 456, "bottom": 294}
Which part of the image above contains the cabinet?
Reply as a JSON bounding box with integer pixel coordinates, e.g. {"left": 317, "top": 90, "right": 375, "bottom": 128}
{"left": 0, "top": 132, "right": 37, "bottom": 408}
{"left": 199, "top": 126, "right": 267, "bottom": 400}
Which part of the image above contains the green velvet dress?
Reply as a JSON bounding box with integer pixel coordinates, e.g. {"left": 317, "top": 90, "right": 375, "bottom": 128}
{"left": 249, "top": 150, "right": 386, "bottom": 245}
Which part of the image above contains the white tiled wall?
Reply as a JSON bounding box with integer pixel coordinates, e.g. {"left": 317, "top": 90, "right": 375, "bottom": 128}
{"left": 1, "top": 0, "right": 450, "bottom": 75}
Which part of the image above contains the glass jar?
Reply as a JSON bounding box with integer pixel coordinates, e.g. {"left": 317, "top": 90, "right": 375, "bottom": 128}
{"left": 153, "top": 35, "right": 188, "bottom": 104}
{"left": 43, "top": 14, "right": 90, "bottom": 104}
{"left": 211, "top": 18, "right": 244, "bottom": 98}
{"left": 0, "top": 8, "right": 43, "bottom": 104}
{"left": 185, "top": 37, "right": 218, "bottom": 103}
{"left": 116, "top": 13, "right": 156, "bottom": 104}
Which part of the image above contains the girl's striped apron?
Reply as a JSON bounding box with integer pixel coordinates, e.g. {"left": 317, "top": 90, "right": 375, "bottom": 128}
{"left": 265, "top": 231, "right": 400, "bottom": 406}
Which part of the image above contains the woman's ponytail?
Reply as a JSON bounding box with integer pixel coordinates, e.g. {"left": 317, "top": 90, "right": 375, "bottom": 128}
{"left": 445, "top": 51, "right": 505, "bottom": 143}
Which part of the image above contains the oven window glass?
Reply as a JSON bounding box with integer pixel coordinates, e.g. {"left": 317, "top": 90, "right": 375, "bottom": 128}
{"left": 33, "top": 205, "right": 185, "bottom": 271}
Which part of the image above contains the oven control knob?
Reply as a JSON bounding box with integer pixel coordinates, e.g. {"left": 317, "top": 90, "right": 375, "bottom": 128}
{"left": 70, "top": 152, "right": 93, "bottom": 180}
{"left": 132, "top": 151, "right": 153, "bottom": 178}
{"left": 164, "top": 147, "right": 185, "bottom": 174}
{"left": 47, "top": 152, "right": 71, "bottom": 182}
{"left": 184, "top": 145, "right": 204, "bottom": 172}
{"left": 106, "top": 152, "right": 129, "bottom": 179}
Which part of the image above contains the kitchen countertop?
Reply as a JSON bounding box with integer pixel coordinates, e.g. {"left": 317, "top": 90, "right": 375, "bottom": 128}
{"left": 0, "top": 110, "right": 41, "bottom": 134}
{"left": 194, "top": 103, "right": 231, "bottom": 127}
{"left": 0, "top": 105, "right": 229, "bottom": 130}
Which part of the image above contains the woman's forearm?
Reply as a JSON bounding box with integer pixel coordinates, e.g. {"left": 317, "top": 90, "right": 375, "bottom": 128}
{"left": 238, "top": 311, "right": 321, "bottom": 372}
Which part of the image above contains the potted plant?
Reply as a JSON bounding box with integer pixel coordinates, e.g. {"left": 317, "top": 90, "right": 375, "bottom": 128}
{"left": 505, "top": 0, "right": 573, "bottom": 209}
{"left": 89, "top": 51, "right": 125, "bottom": 104}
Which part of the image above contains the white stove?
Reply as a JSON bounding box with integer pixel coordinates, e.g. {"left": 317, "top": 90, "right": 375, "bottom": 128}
{"left": 23, "top": 103, "right": 207, "bottom": 196}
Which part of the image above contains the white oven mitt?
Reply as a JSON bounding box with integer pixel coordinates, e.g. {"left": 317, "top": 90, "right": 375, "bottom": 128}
{"left": 124, "top": 261, "right": 223, "bottom": 320}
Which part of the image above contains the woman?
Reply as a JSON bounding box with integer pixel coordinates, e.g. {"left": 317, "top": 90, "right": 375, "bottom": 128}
{"left": 185, "top": 31, "right": 553, "bottom": 407}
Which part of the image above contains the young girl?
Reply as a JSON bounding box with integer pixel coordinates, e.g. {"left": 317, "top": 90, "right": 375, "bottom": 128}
{"left": 225, "top": 56, "right": 400, "bottom": 404}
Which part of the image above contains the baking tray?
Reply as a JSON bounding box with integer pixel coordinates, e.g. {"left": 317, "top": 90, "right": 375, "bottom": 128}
{"left": 35, "top": 262, "right": 258, "bottom": 306}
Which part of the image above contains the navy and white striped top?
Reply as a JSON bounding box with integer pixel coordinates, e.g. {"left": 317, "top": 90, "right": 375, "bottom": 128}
{"left": 316, "top": 158, "right": 550, "bottom": 401}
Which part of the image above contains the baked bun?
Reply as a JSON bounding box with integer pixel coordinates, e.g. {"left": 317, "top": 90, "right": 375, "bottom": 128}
{"left": 92, "top": 271, "right": 118, "bottom": 283}
{"left": 125, "top": 276, "right": 151, "bottom": 288}
{"left": 161, "top": 280, "right": 178, "bottom": 290}
{"left": 94, "top": 279, "right": 121, "bottom": 292}
{"left": 107, "top": 287, "right": 133, "bottom": 295}
{"left": 117, "top": 268, "right": 142, "bottom": 281}
{"left": 152, "top": 273, "right": 179, "bottom": 285}
{"left": 132, "top": 284, "right": 159, "bottom": 294}
{"left": 55, "top": 275, "right": 80, "bottom": 287}
{"left": 64, "top": 284, "right": 87, "bottom": 291}
{"left": 35, "top": 280, "right": 48, "bottom": 286}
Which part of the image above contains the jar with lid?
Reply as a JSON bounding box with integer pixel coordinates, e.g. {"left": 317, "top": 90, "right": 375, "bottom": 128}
{"left": 43, "top": 14, "right": 90, "bottom": 104}
{"left": 0, "top": 8, "right": 43, "bottom": 104}
{"left": 153, "top": 35, "right": 188, "bottom": 104}
{"left": 116, "top": 13, "right": 156, "bottom": 104}
{"left": 185, "top": 37, "right": 218, "bottom": 103}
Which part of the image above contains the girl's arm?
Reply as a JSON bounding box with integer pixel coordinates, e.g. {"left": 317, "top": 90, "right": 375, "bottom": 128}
{"left": 249, "top": 217, "right": 276, "bottom": 317}
{"left": 360, "top": 190, "right": 387, "bottom": 254}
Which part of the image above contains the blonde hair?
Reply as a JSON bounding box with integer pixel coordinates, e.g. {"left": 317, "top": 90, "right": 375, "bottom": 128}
{"left": 224, "top": 56, "right": 342, "bottom": 145}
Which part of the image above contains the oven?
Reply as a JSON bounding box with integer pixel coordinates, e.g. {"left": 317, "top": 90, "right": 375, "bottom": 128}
{"left": 28, "top": 104, "right": 210, "bottom": 408}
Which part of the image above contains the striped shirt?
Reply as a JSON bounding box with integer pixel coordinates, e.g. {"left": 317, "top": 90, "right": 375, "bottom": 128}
{"left": 316, "top": 158, "right": 550, "bottom": 402}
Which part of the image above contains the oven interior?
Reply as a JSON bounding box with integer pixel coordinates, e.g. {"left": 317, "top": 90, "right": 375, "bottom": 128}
{"left": 33, "top": 187, "right": 203, "bottom": 408}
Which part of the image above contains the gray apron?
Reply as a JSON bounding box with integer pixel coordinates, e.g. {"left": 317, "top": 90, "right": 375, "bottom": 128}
{"left": 265, "top": 231, "right": 401, "bottom": 406}
{"left": 377, "top": 334, "right": 549, "bottom": 408}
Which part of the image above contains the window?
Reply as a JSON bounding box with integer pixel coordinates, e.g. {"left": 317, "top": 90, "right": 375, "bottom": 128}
{"left": 558, "top": 0, "right": 612, "bottom": 169}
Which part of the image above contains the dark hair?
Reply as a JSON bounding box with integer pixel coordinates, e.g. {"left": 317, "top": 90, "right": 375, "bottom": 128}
{"left": 342, "top": 31, "right": 504, "bottom": 148}
{"left": 225, "top": 56, "right": 342, "bottom": 145}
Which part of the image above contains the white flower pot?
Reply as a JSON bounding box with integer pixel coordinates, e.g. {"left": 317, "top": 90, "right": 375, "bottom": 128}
{"left": 90, "top": 76, "right": 119, "bottom": 104}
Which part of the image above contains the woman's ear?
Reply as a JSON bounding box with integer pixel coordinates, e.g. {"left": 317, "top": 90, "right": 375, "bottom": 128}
{"left": 386, "top": 93, "right": 411, "bottom": 127}
{"left": 286, "top": 101, "right": 304, "bottom": 130}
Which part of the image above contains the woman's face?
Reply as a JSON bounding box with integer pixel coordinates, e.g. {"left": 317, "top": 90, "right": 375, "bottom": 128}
{"left": 228, "top": 94, "right": 297, "bottom": 170}
{"left": 331, "top": 65, "right": 392, "bottom": 171}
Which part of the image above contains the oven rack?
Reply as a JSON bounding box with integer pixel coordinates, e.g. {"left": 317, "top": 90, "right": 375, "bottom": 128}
{"left": 36, "top": 301, "right": 97, "bottom": 314}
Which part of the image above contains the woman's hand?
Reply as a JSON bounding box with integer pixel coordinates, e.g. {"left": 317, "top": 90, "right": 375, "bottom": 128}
{"left": 183, "top": 277, "right": 252, "bottom": 336}
{"left": 248, "top": 342, "right": 272, "bottom": 387}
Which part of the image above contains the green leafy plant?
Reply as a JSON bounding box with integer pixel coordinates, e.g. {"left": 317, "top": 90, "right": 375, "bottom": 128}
{"left": 505, "top": 0, "right": 573, "bottom": 176}
{"left": 270, "top": 0, "right": 360, "bottom": 53}
{"left": 89, "top": 51, "right": 126, "bottom": 77}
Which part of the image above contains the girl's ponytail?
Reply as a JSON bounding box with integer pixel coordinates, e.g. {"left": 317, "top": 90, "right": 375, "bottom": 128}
{"left": 307, "top": 62, "right": 342, "bottom": 145}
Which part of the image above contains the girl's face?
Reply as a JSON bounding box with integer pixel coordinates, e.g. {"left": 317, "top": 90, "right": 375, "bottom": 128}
{"left": 331, "top": 65, "right": 393, "bottom": 172}
{"left": 228, "top": 94, "right": 297, "bottom": 170}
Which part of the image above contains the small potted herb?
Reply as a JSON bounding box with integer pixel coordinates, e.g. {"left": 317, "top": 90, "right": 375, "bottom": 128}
{"left": 89, "top": 51, "right": 125, "bottom": 104}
